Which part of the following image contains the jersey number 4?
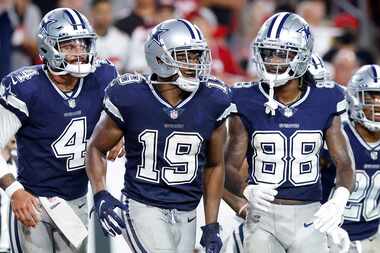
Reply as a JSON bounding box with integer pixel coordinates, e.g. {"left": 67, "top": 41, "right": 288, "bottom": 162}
{"left": 51, "top": 117, "right": 87, "bottom": 171}
{"left": 137, "top": 130, "right": 203, "bottom": 185}
{"left": 252, "top": 130, "right": 323, "bottom": 186}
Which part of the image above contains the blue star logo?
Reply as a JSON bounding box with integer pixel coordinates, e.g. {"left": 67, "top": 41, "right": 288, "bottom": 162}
{"left": 297, "top": 25, "right": 312, "bottom": 40}
{"left": 0, "top": 82, "right": 15, "bottom": 101}
{"left": 152, "top": 28, "right": 169, "bottom": 45}
{"left": 40, "top": 17, "right": 57, "bottom": 34}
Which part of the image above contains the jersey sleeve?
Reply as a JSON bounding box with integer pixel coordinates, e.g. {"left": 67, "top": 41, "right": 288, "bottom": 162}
{"left": 103, "top": 73, "right": 143, "bottom": 129}
{"left": 94, "top": 59, "right": 119, "bottom": 91}
{"left": 0, "top": 74, "right": 31, "bottom": 124}
{"left": 103, "top": 78, "right": 126, "bottom": 129}
{"left": 325, "top": 84, "right": 346, "bottom": 131}
{"left": 207, "top": 78, "right": 237, "bottom": 128}
{"left": 230, "top": 83, "right": 253, "bottom": 132}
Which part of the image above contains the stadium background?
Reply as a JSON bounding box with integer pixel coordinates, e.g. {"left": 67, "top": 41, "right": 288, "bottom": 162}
{"left": 1, "top": 0, "right": 379, "bottom": 252}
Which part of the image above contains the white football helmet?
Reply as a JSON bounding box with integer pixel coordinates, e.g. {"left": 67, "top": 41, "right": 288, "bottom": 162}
{"left": 37, "top": 8, "right": 97, "bottom": 77}
{"left": 253, "top": 12, "right": 314, "bottom": 87}
{"left": 347, "top": 64, "right": 380, "bottom": 132}
{"left": 145, "top": 19, "right": 211, "bottom": 92}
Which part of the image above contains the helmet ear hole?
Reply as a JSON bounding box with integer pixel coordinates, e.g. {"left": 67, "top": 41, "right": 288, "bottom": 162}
{"left": 156, "top": 57, "right": 164, "bottom": 64}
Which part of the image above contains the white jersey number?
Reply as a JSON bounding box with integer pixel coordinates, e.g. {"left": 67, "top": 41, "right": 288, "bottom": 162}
{"left": 51, "top": 117, "right": 87, "bottom": 171}
{"left": 343, "top": 170, "right": 380, "bottom": 221}
{"left": 137, "top": 130, "right": 203, "bottom": 185}
{"left": 252, "top": 130, "right": 323, "bottom": 186}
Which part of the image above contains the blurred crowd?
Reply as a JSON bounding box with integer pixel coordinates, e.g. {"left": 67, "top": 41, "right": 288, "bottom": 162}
{"left": 0, "top": 0, "right": 380, "bottom": 87}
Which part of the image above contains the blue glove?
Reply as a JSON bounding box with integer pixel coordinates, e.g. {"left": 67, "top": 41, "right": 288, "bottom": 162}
{"left": 200, "top": 223, "right": 222, "bottom": 253}
{"left": 92, "top": 190, "right": 128, "bottom": 237}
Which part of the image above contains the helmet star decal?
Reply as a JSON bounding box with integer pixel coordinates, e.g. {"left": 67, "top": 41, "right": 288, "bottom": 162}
{"left": 297, "top": 25, "right": 312, "bottom": 40}
{"left": 40, "top": 17, "right": 57, "bottom": 34}
{"left": 152, "top": 27, "right": 169, "bottom": 46}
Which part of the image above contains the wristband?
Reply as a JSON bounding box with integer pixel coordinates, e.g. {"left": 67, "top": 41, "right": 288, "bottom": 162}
{"left": 238, "top": 203, "right": 248, "bottom": 216}
{"left": 5, "top": 181, "right": 24, "bottom": 198}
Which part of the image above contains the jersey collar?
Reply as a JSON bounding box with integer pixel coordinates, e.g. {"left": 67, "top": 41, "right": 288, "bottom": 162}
{"left": 146, "top": 74, "right": 198, "bottom": 109}
{"left": 258, "top": 82, "right": 310, "bottom": 109}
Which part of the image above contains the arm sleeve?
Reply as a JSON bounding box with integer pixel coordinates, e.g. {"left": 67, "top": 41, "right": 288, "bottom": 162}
{"left": 0, "top": 104, "right": 21, "bottom": 149}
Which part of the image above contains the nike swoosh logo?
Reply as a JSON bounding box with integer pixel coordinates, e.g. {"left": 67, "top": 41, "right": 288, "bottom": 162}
{"left": 99, "top": 200, "right": 106, "bottom": 211}
{"left": 188, "top": 216, "right": 196, "bottom": 223}
{"left": 50, "top": 201, "right": 61, "bottom": 210}
{"left": 78, "top": 202, "right": 86, "bottom": 209}
{"left": 11, "top": 76, "right": 17, "bottom": 85}
{"left": 304, "top": 222, "right": 313, "bottom": 228}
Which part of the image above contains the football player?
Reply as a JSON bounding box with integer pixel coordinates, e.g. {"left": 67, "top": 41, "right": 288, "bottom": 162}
{"left": 220, "top": 53, "right": 342, "bottom": 253}
{"left": 0, "top": 8, "right": 121, "bottom": 253}
{"left": 322, "top": 65, "right": 380, "bottom": 253}
{"left": 86, "top": 19, "right": 234, "bottom": 253}
{"left": 224, "top": 12, "right": 354, "bottom": 253}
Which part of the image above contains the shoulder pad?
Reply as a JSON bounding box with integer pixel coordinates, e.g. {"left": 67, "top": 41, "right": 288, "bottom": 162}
{"left": 232, "top": 81, "right": 256, "bottom": 88}
{"left": 8, "top": 66, "right": 41, "bottom": 85}
{"left": 206, "top": 78, "right": 228, "bottom": 94}
{"left": 112, "top": 73, "right": 144, "bottom": 87}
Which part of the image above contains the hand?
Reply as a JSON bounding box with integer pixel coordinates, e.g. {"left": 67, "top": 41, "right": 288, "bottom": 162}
{"left": 10, "top": 189, "right": 41, "bottom": 228}
{"left": 200, "top": 223, "right": 222, "bottom": 253}
{"left": 313, "top": 187, "right": 349, "bottom": 233}
{"left": 107, "top": 138, "right": 125, "bottom": 161}
{"left": 243, "top": 184, "right": 278, "bottom": 213}
{"left": 327, "top": 227, "right": 350, "bottom": 253}
{"left": 93, "top": 190, "right": 128, "bottom": 237}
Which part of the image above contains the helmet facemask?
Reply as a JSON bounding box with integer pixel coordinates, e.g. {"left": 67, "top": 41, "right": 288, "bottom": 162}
{"left": 350, "top": 90, "right": 380, "bottom": 132}
{"left": 169, "top": 47, "right": 211, "bottom": 92}
{"left": 46, "top": 37, "right": 97, "bottom": 78}
{"left": 254, "top": 41, "right": 310, "bottom": 87}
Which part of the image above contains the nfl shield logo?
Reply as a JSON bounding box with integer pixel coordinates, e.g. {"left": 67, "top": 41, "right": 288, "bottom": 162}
{"left": 371, "top": 151, "right": 378, "bottom": 160}
{"left": 284, "top": 108, "right": 293, "bottom": 118}
{"left": 68, "top": 99, "right": 76, "bottom": 108}
{"left": 170, "top": 110, "right": 178, "bottom": 119}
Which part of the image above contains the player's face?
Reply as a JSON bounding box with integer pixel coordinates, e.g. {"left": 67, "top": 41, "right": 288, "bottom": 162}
{"left": 175, "top": 50, "right": 202, "bottom": 78}
{"left": 361, "top": 91, "right": 380, "bottom": 122}
{"left": 59, "top": 39, "right": 89, "bottom": 64}
{"left": 260, "top": 48, "right": 297, "bottom": 74}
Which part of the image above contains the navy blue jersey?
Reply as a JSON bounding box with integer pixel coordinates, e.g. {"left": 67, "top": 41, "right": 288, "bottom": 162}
{"left": 321, "top": 121, "right": 380, "bottom": 241}
{"left": 0, "top": 60, "right": 117, "bottom": 200}
{"left": 231, "top": 81, "right": 346, "bottom": 201}
{"left": 104, "top": 74, "right": 233, "bottom": 211}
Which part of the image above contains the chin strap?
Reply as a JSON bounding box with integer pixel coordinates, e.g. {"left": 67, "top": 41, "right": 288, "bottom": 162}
{"left": 264, "top": 80, "right": 278, "bottom": 116}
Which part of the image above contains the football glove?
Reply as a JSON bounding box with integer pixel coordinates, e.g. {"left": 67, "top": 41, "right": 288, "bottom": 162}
{"left": 313, "top": 187, "right": 350, "bottom": 233}
{"left": 92, "top": 190, "right": 128, "bottom": 237}
{"left": 200, "top": 223, "right": 222, "bottom": 253}
{"left": 243, "top": 184, "right": 278, "bottom": 213}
